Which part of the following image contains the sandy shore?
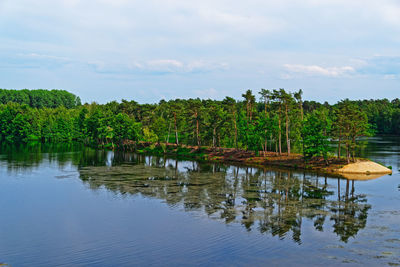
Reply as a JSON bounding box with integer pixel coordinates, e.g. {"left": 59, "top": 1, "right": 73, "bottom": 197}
{"left": 337, "top": 161, "right": 392, "bottom": 175}
{"left": 128, "top": 143, "right": 393, "bottom": 180}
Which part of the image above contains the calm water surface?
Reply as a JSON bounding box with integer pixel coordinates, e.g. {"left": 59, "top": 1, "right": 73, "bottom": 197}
{"left": 0, "top": 137, "right": 399, "bottom": 266}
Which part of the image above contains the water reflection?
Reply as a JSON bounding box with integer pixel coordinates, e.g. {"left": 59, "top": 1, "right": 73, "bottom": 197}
{"left": 0, "top": 143, "right": 373, "bottom": 244}
{"left": 1, "top": 141, "right": 400, "bottom": 266}
{"left": 74, "top": 151, "right": 371, "bottom": 244}
{"left": 0, "top": 142, "right": 86, "bottom": 172}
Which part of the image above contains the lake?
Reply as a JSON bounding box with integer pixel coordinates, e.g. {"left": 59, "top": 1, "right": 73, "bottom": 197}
{"left": 0, "top": 137, "right": 399, "bottom": 266}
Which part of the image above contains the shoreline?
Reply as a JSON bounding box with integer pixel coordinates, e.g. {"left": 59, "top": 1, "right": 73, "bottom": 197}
{"left": 122, "top": 142, "right": 392, "bottom": 180}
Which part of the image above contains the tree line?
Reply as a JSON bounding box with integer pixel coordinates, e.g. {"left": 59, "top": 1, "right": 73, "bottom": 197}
{"left": 0, "top": 89, "right": 81, "bottom": 108}
{"left": 1, "top": 88, "right": 397, "bottom": 163}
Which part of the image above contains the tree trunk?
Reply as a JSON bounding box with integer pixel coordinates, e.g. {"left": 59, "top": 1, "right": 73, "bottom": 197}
{"left": 233, "top": 110, "right": 237, "bottom": 149}
{"left": 249, "top": 103, "right": 252, "bottom": 122}
{"left": 278, "top": 107, "right": 282, "bottom": 155}
{"left": 195, "top": 112, "right": 200, "bottom": 146}
{"left": 264, "top": 101, "right": 267, "bottom": 116}
{"left": 338, "top": 136, "right": 341, "bottom": 158}
{"left": 300, "top": 101, "right": 303, "bottom": 121}
{"left": 246, "top": 103, "right": 248, "bottom": 120}
{"left": 270, "top": 134, "right": 273, "bottom": 151}
{"left": 264, "top": 132, "right": 267, "bottom": 157}
{"left": 167, "top": 121, "right": 171, "bottom": 143}
{"left": 174, "top": 112, "right": 179, "bottom": 145}
{"left": 285, "top": 103, "right": 290, "bottom": 155}
{"left": 213, "top": 127, "right": 216, "bottom": 147}
{"left": 264, "top": 103, "right": 268, "bottom": 155}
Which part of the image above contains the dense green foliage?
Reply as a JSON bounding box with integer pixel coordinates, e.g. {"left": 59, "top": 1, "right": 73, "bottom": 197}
{"left": 302, "top": 109, "right": 331, "bottom": 162}
{"left": 1, "top": 88, "right": 398, "bottom": 163}
{"left": 0, "top": 89, "right": 81, "bottom": 108}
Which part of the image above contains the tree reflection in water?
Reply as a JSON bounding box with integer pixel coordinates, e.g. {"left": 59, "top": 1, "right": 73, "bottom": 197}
{"left": 0, "top": 143, "right": 371, "bottom": 244}
{"left": 77, "top": 151, "right": 371, "bottom": 244}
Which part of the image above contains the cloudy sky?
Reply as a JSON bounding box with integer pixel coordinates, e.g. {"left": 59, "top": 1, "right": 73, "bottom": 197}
{"left": 1, "top": 0, "right": 400, "bottom": 103}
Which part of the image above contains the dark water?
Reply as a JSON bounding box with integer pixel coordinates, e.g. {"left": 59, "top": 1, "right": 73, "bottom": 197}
{"left": 0, "top": 137, "right": 399, "bottom": 266}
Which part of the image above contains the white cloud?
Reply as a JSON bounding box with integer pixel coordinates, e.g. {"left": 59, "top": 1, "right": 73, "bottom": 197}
{"left": 146, "top": 59, "right": 184, "bottom": 72}
{"left": 282, "top": 55, "right": 400, "bottom": 80}
{"left": 145, "top": 59, "right": 229, "bottom": 73}
{"left": 186, "top": 60, "right": 229, "bottom": 72}
{"left": 2, "top": 0, "right": 400, "bottom": 102}
{"left": 283, "top": 64, "right": 355, "bottom": 78}
{"left": 87, "top": 59, "right": 229, "bottom": 74}
{"left": 18, "top": 53, "right": 71, "bottom": 62}
{"left": 383, "top": 74, "right": 399, "bottom": 80}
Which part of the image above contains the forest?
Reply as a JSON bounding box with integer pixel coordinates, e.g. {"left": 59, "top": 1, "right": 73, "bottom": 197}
{"left": 0, "top": 88, "right": 399, "bottom": 163}
{"left": 0, "top": 89, "right": 81, "bottom": 109}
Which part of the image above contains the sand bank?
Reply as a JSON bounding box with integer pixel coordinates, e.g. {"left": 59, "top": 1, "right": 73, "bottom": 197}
{"left": 337, "top": 161, "right": 392, "bottom": 175}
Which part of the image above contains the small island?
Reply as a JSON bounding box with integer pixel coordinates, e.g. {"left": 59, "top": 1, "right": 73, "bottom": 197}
{"left": 129, "top": 142, "right": 392, "bottom": 180}
{"left": 0, "top": 88, "right": 395, "bottom": 180}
